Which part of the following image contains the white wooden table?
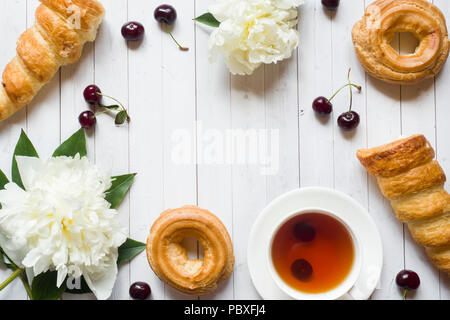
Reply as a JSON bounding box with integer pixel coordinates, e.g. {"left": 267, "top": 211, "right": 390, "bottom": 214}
{"left": 0, "top": 0, "right": 449, "bottom": 300}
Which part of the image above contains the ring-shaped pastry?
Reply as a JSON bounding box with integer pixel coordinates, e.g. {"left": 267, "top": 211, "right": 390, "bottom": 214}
{"left": 146, "top": 206, "right": 234, "bottom": 295}
{"left": 352, "top": 0, "right": 450, "bottom": 84}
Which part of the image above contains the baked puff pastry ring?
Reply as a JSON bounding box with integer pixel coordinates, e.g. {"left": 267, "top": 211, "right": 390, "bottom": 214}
{"left": 147, "top": 206, "right": 234, "bottom": 295}
{"left": 352, "top": 0, "right": 450, "bottom": 84}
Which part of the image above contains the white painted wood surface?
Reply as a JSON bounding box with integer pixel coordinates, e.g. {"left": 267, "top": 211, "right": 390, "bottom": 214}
{"left": 0, "top": 0, "right": 449, "bottom": 300}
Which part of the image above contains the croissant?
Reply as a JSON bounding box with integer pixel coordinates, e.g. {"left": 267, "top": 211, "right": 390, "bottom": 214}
{"left": 357, "top": 135, "right": 450, "bottom": 275}
{"left": 0, "top": 0, "right": 105, "bottom": 122}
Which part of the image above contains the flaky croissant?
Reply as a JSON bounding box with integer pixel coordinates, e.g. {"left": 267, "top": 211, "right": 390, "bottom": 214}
{"left": 357, "top": 135, "right": 450, "bottom": 275}
{"left": 0, "top": 0, "right": 105, "bottom": 122}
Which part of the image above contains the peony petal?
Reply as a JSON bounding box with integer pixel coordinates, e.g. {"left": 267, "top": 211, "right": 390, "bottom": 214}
{"left": 0, "top": 154, "right": 127, "bottom": 300}
{"left": 83, "top": 256, "right": 118, "bottom": 300}
{"left": 0, "top": 232, "right": 26, "bottom": 267}
{"left": 276, "top": 0, "right": 304, "bottom": 10}
{"left": 26, "top": 267, "right": 34, "bottom": 284}
{"left": 15, "top": 156, "right": 44, "bottom": 190}
{"left": 0, "top": 182, "right": 27, "bottom": 207}
{"left": 23, "top": 249, "right": 50, "bottom": 276}
{"left": 56, "top": 265, "right": 68, "bottom": 288}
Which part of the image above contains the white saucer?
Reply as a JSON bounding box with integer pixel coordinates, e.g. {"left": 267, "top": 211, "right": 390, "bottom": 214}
{"left": 247, "top": 187, "right": 383, "bottom": 300}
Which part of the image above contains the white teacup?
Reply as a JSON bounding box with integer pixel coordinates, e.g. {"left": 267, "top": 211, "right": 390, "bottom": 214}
{"left": 267, "top": 208, "right": 364, "bottom": 300}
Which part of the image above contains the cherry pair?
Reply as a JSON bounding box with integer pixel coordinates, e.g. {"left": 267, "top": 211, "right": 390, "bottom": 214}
{"left": 312, "top": 69, "right": 361, "bottom": 131}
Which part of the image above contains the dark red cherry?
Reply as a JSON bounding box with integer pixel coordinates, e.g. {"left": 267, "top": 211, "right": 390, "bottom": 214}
{"left": 83, "top": 85, "right": 102, "bottom": 105}
{"left": 129, "top": 282, "right": 151, "bottom": 300}
{"left": 322, "top": 0, "right": 340, "bottom": 10}
{"left": 337, "top": 111, "right": 360, "bottom": 131}
{"left": 291, "top": 259, "right": 313, "bottom": 281}
{"left": 154, "top": 4, "right": 177, "bottom": 25}
{"left": 79, "top": 111, "right": 96, "bottom": 129}
{"left": 312, "top": 96, "right": 333, "bottom": 115}
{"left": 121, "top": 21, "right": 145, "bottom": 41}
{"left": 294, "top": 222, "right": 316, "bottom": 242}
{"left": 396, "top": 270, "right": 420, "bottom": 291}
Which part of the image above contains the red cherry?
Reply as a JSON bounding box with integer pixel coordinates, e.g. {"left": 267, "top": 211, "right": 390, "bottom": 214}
{"left": 83, "top": 85, "right": 102, "bottom": 106}
{"left": 154, "top": 4, "right": 177, "bottom": 25}
{"left": 291, "top": 259, "right": 313, "bottom": 281}
{"left": 337, "top": 111, "right": 360, "bottom": 131}
{"left": 396, "top": 270, "right": 420, "bottom": 290}
{"left": 79, "top": 111, "right": 96, "bottom": 129}
{"left": 129, "top": 282, "right": 151, "bottom": 300}
{"left": 312, "top": 96, "right": 333, "bottom": 115}
{"left": 322, "top": 0, "right": 340, "bottom": 10}
{"left": 294, "top": 222, "right": 316, "bottom": 242}
{"left": 121, "top": 21, "right": 145, "bottom": 41}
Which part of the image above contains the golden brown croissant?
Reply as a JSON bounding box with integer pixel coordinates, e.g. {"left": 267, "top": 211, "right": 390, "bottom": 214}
{"left": 0, "top": 0, "right": 105, "bottom": 122}
{"left": 357, "top": 135, "right": 450, "bottom": 274}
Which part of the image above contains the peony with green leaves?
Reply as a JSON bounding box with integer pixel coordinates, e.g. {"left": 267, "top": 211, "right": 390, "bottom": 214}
{"left": 195, "top": 0, "right": 304, "bottom": 75}
{"left": 0, "top": 129, "right": 145, "bottom": 300}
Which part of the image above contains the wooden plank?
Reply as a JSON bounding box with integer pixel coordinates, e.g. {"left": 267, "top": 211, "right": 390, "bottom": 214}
{"left": 0, "top": 0, "right": 28, "bottom": 301}
{"left": 331, "top": 0, "right": 367, "bottom": 206}
{"left": 128, "top": 0, "right": 165, "bottom": 301}
{"left": 298, "top": 0, "right": 334, "bottom": 189}
{"left": 433, "top": 0, "right": 450, "bottom": 301}
{"left": 400, "top": 0, "right": 440, "bottom": 300}
{"left": 195, "top": 0, "right": 234, "bottom": 300}
{"left": 26, "top": 0, "right": 60, "bottom": 158}
{"left": 158, "top": 0, "right": 198, "bottom": 300}
{"left": 59, "top": 0, "right": 96, "bottom": 302}
{"left": 264, "top": 59, "right": 300, "bottom": 201}
{"left": 60, "top": 41, "right": 95, "bottom": 159}
{"left": 364, "top": 40, "right": 404, "bottom": 300}
{"left": 230, "top": 69, "right": 266, "bottom": 300}
{"left": 362, "top": 0, "right": 404, "bottom": 300}
{"left": 93, "top": 0, "right": 130, "bottom": 300}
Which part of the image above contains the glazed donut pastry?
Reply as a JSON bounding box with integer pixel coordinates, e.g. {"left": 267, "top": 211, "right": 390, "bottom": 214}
{"left": 357, "top": 135, "right": 450, "bottom": 275}
{"left": 0, "top": 0, "right": 105, "bottom": 122}
{"left": 147, "top": 206, "right": 234, "bottom": 295}
{"left": 352, "top": 0, "right": 450, "bottom": 84}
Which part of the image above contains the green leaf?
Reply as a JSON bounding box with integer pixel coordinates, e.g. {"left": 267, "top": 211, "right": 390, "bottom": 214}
{"left": 105, "top": 174, "right": 135, "bottom": 209}
{"left": 102, "top": 104, "right": 120, "bottom": 111}
{"left": 64, "top": 276, "right": 92, "bottom": 294}
{"left": 52, "top": 128, "right": 87, "bottom": 158}
{"left": 31, "top": 271, "right": 66, "bottom": 300}
{"left": 0, "top": 169, "right": 8, "bottom": 190}
{"left": 0, "top": 169, "right": 9, "bottom": 209}
{"left": 194, "top": 12, "right": 220, "bottom": 28}
{"left": 0, "top": 248, "right": 15, "bottom": 271}
{"left": 12, "top": 130, "right": 39, "bottom": 190}
{"left": 115, "top": 111, "right": 129, "bottom": 125}
{"left": 117, "top": 238, "right": 146, "bottom": 266}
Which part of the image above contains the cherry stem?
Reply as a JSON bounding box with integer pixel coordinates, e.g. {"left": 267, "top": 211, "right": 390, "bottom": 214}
{"left": 348, "top": 68, "right": 353, "bottom": 114}
{"left": 92, "top": 110, "right": 109, "bottom": 118}
{"left": 328, "top": 83, "right": 361, "bottom": 103}
{"left": 402, "top": 289, "right": 408, "bottom": 300}
{"left": 163, "top": 24, "right": 189, "bottom": 51}
{"left": 97, "top": 93, "right": 128, "bottom": 113}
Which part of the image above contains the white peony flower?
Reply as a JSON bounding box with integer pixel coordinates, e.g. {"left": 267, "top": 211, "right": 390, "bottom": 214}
{"left": 208, "top": 0, "right": 304, "bottom": 75}
{"left": 0, "top": 155, "right": 127, "bottom": 300}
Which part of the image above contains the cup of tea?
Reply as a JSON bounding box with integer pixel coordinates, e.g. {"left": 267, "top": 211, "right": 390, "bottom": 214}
{"left": 267, "top": 208, "right": 364, "bottom": 300}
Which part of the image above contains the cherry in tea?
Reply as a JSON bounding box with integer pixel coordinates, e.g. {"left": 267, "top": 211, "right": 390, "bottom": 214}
{"left": 271, "top": 212, "right": 355, "bottom": 294}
